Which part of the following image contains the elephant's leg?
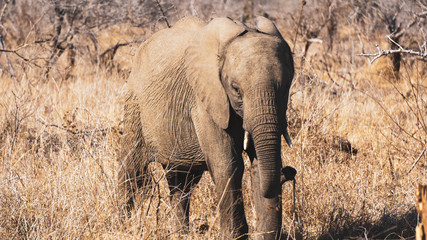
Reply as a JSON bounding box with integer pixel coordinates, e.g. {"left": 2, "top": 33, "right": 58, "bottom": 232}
{"left": 209, "top": 157, "right": 248, "bottom": 240}
{"left": 167, "top": 170, "right": 203, "bottom": 233}
{"left": 118, "top": 92, "right": 150, "bottom": 217}
{"left": 118, "top": 158, "right": 148, "bottom": 216}
{"left": 250, "top": 157, "right": 282, "bottom": 240}
{"left": 192, "top": 106, "right": 248, "bottom": 239}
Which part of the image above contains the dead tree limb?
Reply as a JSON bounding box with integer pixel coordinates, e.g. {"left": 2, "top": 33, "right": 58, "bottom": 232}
{"left": 0, "top": 38, "right": 51, "bottom": 68}
{"left": 155, "top": 0, "right": 171, "bottom": 28}
{"left": 359, "top": 38, "right": 427, "bottom": 64}
{"left": 0, "top": 0, "right": 9, "bottom": 23}
{"left": 408, "top": 148, "right": 426, "bottom": 174}
{"left": 99, "top": 40, "right": 142, "bottom": 67}
{"left": 0, "top": 33, "right": 17, "bottom": 80}
{"left": 34, "top": 117, "right": 113, "bottom": 136}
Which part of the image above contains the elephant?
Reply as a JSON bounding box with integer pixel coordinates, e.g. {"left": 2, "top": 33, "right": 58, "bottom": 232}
{"left": 118, "top": 16, "right": 294, "bottom": 240}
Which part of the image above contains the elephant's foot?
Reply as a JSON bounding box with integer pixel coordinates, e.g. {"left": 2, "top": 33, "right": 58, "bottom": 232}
{"left": 220, "top": 214, "right": 248, "bottom": 240}
{"left": 217, "top": 187, "right": 248, "bottom": 239}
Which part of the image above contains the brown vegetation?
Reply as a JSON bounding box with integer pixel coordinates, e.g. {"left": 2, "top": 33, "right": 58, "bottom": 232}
{"left": 0, "top": 0, "right": 426, "bottom": 239}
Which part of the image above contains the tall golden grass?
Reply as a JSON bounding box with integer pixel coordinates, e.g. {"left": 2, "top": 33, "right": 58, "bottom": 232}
{"left": 1, "top": 14, "right": 426, "bottom": 240}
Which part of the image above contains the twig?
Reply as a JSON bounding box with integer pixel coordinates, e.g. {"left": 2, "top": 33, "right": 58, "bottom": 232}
{"left": 99, "top": 40, "right": 142, "bottom": 65}
{"left": 35, "top": 117, "right": 111, "bottom": 136}
{"left": 386, "top": 35, "right": 404, "bottom": 50}
{"left": 7, "top": 97, "right": 22, "bottom": 162}
{"left": 359, "top": 38, "right": 427, "bottom": 63}
{"left": 321, "top": 58, "right": 341, "bottom": 87}
{"left": 408, "top": 148, "right": 426, "bottom": 174}
{"left": 292, "top": 0, "right": 306, "bottom": 49}
{"left": 0, "top": 47, "right": 31, "bottom": 61}
{"left": 0, "top": 3, "right": 51, "bottom": 70}
{"left": 0, "top": 33, "right": 16, "bottom": 80}
{"left": 307, "top": 38, "right": 323, "bottom": 43}
{"left": 357, "top": 87, "right": 423, "bottom": 145}
{"left": 292, "top": 179, "right": 297, "bottom": 225}
{"left": 145, "top": 166, "right": 166, "bottom": 216}
{"left": 0, "top": 0, "right": 9, "bottom": 23}
{"left": 0, "top": 38, "right": 51, "bottom": 66}
{"left": 155, "top": 0, "right": 171, "bottom": 28}
{"left": 207, "top": 176, "right": 232, "bottom": 237}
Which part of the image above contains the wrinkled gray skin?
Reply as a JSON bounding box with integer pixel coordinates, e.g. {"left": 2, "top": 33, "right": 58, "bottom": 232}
{"left": 118, "top": 16, "right": 294, "bottom": 240}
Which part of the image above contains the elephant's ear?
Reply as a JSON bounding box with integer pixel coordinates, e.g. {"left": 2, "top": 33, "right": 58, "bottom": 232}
{"left": 186, "top": 17, "right": 245, "bottom": 129}
{"left": 255, "top": 16, "right": 283, "bottom": 40}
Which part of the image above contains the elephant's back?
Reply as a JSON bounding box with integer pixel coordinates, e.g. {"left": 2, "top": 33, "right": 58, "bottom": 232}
{"left": 129, "top": 17, "right": 204, "bottom": 86}
{"left": 127, "top": 16, "right": 204, "bottom": 115}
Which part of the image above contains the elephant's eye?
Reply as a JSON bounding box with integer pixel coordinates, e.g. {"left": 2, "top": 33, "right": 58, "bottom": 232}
{"left": 231, "top": 84, "right": 241, "bottom": 96}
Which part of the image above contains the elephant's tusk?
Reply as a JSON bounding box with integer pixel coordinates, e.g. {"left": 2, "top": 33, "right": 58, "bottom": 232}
{"left": 243, "top": 131, "right": 250, "bottom": 151}
{"left": 283, "top": 129, "right": 293, "bottom": 148}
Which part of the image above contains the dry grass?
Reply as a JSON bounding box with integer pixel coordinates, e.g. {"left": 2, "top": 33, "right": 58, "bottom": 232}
{"left": 1, "top": 5, "right": 426, "bottom": 240}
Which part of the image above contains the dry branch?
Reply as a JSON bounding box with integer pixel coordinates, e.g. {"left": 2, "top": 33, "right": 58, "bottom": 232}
{"left": 408, "top": 148, "right": 427, "bottom": 174}
{"left": 99, "top": 40, "right": 142, "bottom": 66}
{"left": 359, "top": 36, "right": 427, "bottom": 63}
{"left": 35, "top": 117, "right": 112, "bottom": 136}
{"left": 0, "top": 33, "right": 16, "bottom": 79}
{"left": 0, "top": 0, "right": 9, "bottom": 22}
{"left": 155, "top": 0, "right": 171, "bottom": 28}
{"left": 0, "top": 38, "right": 52, "bottom": 65}
{"left": 0, "top": 46, "right": 31, "bottom": 62}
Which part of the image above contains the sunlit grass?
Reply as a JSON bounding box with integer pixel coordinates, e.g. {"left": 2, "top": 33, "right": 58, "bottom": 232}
{"left": 1, "top": 19, "right": 426, "bottom": 239}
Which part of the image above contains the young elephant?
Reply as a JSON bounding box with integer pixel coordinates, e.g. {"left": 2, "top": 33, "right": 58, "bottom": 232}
{"left": 118, "top": 16, "right": 294, "bottom": 240}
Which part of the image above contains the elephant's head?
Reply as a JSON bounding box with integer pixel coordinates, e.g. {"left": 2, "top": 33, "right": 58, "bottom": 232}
{"left": 186, "top": 17, "right": 294, "bottom": 198}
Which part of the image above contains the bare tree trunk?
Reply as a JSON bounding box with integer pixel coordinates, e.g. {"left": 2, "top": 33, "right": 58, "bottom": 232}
{"left": 389, "top": 35, "right": 401, "bottom": 80}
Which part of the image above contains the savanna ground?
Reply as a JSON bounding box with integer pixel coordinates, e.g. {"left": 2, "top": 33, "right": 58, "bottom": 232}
{"left": 0, "top": 0, "right": 426, "bottom": 239}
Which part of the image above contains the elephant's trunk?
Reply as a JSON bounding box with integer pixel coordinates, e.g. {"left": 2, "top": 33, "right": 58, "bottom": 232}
{"left": 250, "top": 90, "right": 282, "bottom": 198}
{"left": 253, "top": 123, "right": 281, "bottom": 198}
